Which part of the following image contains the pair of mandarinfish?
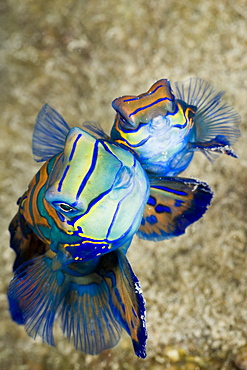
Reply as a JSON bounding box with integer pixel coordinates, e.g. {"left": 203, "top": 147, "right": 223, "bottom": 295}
{"left": 8, "top": 78, "right": 241, "bottom": 358}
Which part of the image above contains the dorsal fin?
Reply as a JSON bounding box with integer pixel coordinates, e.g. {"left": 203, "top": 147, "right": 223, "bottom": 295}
{"left": 32, "top": 104, "right": 70, "bottom": 162}
{"left": 82, "top": 121, "right": 110, "bottom": 140}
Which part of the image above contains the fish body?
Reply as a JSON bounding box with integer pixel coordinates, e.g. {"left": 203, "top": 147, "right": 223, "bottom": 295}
{"left": 8, "top": 104, "right": 213, "bottom": 357}
{"left": 111, "top": 78, "right": 241, "bottom": 176}
{"left": 9, "top": 106, "right": 150, "bottom": 358}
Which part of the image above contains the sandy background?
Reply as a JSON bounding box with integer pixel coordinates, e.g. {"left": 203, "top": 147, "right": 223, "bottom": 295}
{"left": 0, "top": 0, "right": 246, "bottom": 369}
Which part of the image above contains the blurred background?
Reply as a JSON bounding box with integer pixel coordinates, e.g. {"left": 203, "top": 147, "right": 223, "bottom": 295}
{"left": 0, "top": 0, "right": 246, "bottom": 369}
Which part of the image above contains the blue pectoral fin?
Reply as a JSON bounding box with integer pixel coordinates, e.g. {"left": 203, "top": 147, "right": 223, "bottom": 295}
{"left": 175, "top": 78, "right": 241, "bottom": 153}
{"left": 58, "top": 271, "right": 122, "bottom": 356}
{"left": 8, "top": 253, "right": 67, "bottom": 346}
{"left": 58, "top": 250, "right": 147, "bottom": 358}
{"left": 137, "top": 176, "right": 213, "bottom": 241}
{"left": 99, "top": 250, "right": 147, "bottom": 358}
{"left": 8, "top": 250, "right": 146, "bottom": 357}
{"left": 189, "top": 135, "right": 238, "bottom": 161}
{"left": 32, "top": 104, "right": 70, "bottom": 162}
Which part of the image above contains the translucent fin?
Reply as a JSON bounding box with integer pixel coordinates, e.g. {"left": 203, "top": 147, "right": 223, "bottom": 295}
{"left": 137, "top": 176, "right": 213, "bottom": 241}
{"left": 32, "top": 104, "right": 70, "bottom": 162}
{"left": 8, "top": 254, "right": 67, "bottom": 343}
{"left": 99, "top": 250, "right": 147, "bottom": 358}
{"left": 8, "top": 250, "right": 147, "bottom": 357}
{"left": 189, "top": 134, "right": 238, "bottom": 161}
{"left": 82, "top": 121, "right": 110, "bottom": 140}
{"left": 174, "top": 78, "right": 241, "bottom": 147}
{"left": 9, "top": 212, "right": 48, "bottom": 271}
{"left": 58, "top": 271, "right": 122, "bottom": 355}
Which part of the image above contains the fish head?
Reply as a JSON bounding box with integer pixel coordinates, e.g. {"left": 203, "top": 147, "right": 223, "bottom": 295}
{"left": 111, "top": 80, "right": 196, "bottom": 158}
{"left": 44, "top": 127, "right": 149, "bottom": 259}
{"left": 112, "top": 79, "right": 175, "bottom": 130}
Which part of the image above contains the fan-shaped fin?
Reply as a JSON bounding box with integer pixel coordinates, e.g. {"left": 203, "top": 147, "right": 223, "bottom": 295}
{"left": 137, "top": 176, "right": 213, "bottom": 241}
{"left": 32, "top": 104, "right": 70, "bottom": 162}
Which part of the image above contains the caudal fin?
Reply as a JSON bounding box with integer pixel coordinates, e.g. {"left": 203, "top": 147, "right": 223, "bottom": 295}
{"left": 8, "top": 250, "right": 147, "bottom": 358}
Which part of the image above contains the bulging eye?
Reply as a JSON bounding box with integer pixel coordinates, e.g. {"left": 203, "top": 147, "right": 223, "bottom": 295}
{"left": 119, "top": 114, "right": 135, "bottom": 130}
{"left": 58, "top": 203, "right": 75, "bottom": 212}
{"left": 53, "top": 202, "right": 78, "bottom": 214}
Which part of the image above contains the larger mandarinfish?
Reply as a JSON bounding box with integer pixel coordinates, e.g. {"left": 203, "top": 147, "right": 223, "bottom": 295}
{"left": 109, "top": 78, "right": 241, "bottom": 176}
{"left": 8, "top": 104, "right": 213, "bottom": 357}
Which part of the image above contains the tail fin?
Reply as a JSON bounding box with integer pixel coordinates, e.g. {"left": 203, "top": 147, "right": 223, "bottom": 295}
{"left": 8, "top": 250, "right": 147, "bottom": 358}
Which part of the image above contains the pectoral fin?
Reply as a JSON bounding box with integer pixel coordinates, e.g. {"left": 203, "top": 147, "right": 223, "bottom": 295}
{"left": 100, "top": 250, "right": 147, "bottom": 358}
{"left": 189, "top": 135, "right": 238, "bottom": 160}
{"left": 137, "top": 176, "right": 213, "bottom": 241}
{"left": 8, "top": 250, "right": 147, "bottom": 358}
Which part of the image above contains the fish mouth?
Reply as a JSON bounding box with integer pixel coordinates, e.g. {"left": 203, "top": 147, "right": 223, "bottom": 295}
{"left": 63, "top": 239, "right": 111, "bottom": 262}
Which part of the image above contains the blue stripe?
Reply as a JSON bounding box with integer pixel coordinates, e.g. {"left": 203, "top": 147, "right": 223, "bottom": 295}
{"left": 153, "top": 185, "right": 187, "bottom": 196}
{"left": 101, "top": 141, "right": 120, "bottom": 161}
{"left": 66, "top": 187, "right": 113, "bottom": 227}
{"left": 123, "top": 84, "right": 164, "bottom": 102}
{"left": 129, "top": 97, "right": 173, "bottom": 117}
{"left": 126, "top": 136, "right": 151, "bottom": 148}
{"left": 106, "top": 200, "right": 121, "bottom": 239}
{"left": 118, "top": 120, "right": 147, "bottom": 133}
{"left": 69, "top": 134, "right": 82, "bottom": 161}
{"left": 167, "top": 104, "right": 187, "bottom": 128}
{"left": 57, "top": 165, "right": 70, "bottom": 192}
{"left": 172, "top": 121, "right": 187, "bottom": 129}
{"left": 87, "top": 188, "right": 112, "bottom": 211}
{"left": 76, "top": 142, "right": 98, "bottom": 199}
{"left": 106, "top": 159, "right": 137, "bottom": 240}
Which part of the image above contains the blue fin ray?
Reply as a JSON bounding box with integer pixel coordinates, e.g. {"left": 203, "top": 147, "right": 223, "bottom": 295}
{"left": 32, "top": 104, "right": 70, "bottom": 162}
{"left": 58, "top": 275, "right": 122, "bottom": 355}
{"left": 100, "top": 250, "right": 147, "bottom": 358}
{"left": 189, "top": 135, "right": 238, "bottom": 161}
{"left": 81, "top": 121, "right": 110, "bottom": 140}
{"left": 137, "top": 176, "right": 213, "bottom": 241}
{"left": 174, "top": 78, "right": 241, "bottom": 146}
{"left": 8, "top": 250, "right": 147, "bottom": 357}
{"left": 8, "top": 254, "right": 67, "bottom": 345}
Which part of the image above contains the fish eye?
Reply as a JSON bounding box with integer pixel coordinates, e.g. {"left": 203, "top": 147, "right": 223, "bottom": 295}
{"left": 58, "top": 203, "right": 76, "bottom": 212}
{"left": 119, "top": 114, "right": 135, "bottom": 130}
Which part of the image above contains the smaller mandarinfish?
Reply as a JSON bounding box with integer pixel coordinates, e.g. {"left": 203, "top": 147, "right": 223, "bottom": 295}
{"left": 110, "top": 78, "right": 241, "bottom": 176}
{"left": 8, "top": 104, "right": 213, "bottom": 358}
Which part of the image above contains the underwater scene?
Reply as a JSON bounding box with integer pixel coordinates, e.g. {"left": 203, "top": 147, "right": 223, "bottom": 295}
{"left": 0, "top": 1, "right": 246, "bottom": 369}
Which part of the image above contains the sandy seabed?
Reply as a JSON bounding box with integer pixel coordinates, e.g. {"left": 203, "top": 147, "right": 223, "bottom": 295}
{"left": 0, "top": 1, "right": 246, "bottom": 369}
